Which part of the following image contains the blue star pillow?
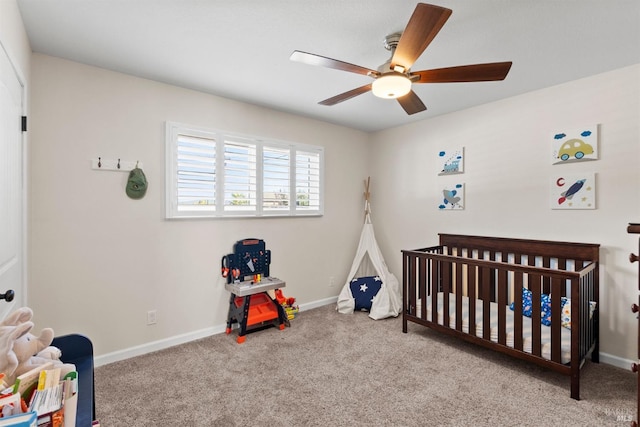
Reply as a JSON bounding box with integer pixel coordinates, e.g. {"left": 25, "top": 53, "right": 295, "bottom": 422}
{"left": 350, "top": 276, "right": 383, "bottom": 312}
{"left": 509, "top": 288, "right": 562, "bottom": 326}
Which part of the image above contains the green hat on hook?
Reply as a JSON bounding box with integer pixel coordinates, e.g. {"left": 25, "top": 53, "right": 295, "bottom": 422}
{"left": 126, "top": 165, "right": 147, "bottom": 200}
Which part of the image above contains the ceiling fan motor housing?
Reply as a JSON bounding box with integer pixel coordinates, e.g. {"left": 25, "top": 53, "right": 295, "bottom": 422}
{"left": 378, "top": 32, "right": 416, "bottom": 80}
{"left": 379, "top": 33, "right": 404, "bottom": 73}
{"left": 383, "top": 32, "right": 402, "bottom": 51}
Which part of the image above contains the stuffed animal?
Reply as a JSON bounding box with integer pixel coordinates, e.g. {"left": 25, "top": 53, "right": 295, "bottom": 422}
{"left": 0, "top": 307, "right": 75, "bottom": 385}
{"left": 0, "top": 322, "right": 30, "bottom": 382}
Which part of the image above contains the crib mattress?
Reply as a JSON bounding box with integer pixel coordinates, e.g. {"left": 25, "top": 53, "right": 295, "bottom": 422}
{"left": 415, "top": 292, "right": 572, "bottom": 364}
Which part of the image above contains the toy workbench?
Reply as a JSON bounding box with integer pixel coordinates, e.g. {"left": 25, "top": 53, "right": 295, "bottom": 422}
{"left": 221, "top": 238, "right": 288, "bottom": 343}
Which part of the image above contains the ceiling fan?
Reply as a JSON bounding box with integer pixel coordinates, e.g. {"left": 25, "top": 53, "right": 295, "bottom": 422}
{"left": 289, "top": 3, "right": 512, "bottom": 115}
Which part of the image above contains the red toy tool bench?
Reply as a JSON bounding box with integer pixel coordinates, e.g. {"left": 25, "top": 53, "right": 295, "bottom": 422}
{"left": 222, "top": 238, "right": 288, "bottom": 343}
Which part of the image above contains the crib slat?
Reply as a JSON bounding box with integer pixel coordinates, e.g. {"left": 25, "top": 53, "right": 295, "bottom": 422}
{"left": 542, "top": 256, "right": 551, "bottom": 294}
{"left": 443, "top": 254, "right": 451, "bottom": 328}
{"left": 557, "top": 258, "right": 567, "bottom": 298}
{"left": 481, "top": 266, "right": 491, "bottom": 340}
{"left": 528, "top": 254, "right": 536, "bottom": 268}
{"left": 551, "top": 277, "right": 562, "bottom": 363}
{"left": 513, "top": 269, "right": 524, "bottom": 351}
{"left": 419, "top": 257, "right": 427, "bottom": 321}
{"left": 497, "top": 269, "right": 507, "bottom": 345}
{"left": 410, "top": 254, "right": 417, "bottom": 315}
{"left": 489, "top": 250, "right": 497, "bottom": 301}
{"left": 455, "top": 259, "right": 463, "bottom": 331}
{"left": 579, "top": 273, "right": 587, "bottom": 358}
{"left": 530, "top": 274, "right": 542, "bottom": 357}
{"left": 468, "top": 264, "right": 477, "bottom": 337}
{"left": 431, "top": 256, "right": 438, "bottom": 324}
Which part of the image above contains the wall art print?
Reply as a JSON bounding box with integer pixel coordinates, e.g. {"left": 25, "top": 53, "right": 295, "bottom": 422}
{"left": 550, "top": 173, "right": 596, "bottom": 210}
{"left": 551, "top": 125, "right": 598, "bottom": 165}
{"left": 439, "top": 183, "right": 465, "bottom": 210}
{"left": 438, "top": 147, "right": 464, "bottom": 175}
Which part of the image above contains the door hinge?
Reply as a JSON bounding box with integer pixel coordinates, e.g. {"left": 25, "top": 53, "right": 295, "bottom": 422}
{"left": 21, "top": 116, "right": 27, "bottom": 132}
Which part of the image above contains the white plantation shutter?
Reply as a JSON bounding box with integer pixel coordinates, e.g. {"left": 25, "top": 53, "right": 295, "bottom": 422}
{"left": 263, "top": 146, "right": 290, "bottom": 212}
{"left": 176, "top": 134, "right": 216, "bottom": 212}
{"left": 223, "top": 139, "right": 257, "bottom": 212}
{"left": 166, "top": 122, "right": 323, "bottom": 218}
{"left": 295, "top": 149, "right": 321, "bottom": 211}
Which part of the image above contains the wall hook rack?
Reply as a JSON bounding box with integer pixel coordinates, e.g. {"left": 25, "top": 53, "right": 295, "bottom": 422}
{"left": 91, "top": 158, "right": 143, "bottom": 172}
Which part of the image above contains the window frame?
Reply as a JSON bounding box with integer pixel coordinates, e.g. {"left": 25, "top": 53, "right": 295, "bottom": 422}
{"left": 165, "top": 121, "right": 324, "bottom": 219}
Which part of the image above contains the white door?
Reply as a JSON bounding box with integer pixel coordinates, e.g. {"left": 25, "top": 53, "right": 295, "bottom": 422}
{"left": 0, "top": 43, "right": 26, "bottom": 319}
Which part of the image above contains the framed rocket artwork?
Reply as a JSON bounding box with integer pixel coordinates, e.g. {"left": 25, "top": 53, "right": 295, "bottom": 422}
{"left": 550, "top": 173, "right": 596, "bottom": 209}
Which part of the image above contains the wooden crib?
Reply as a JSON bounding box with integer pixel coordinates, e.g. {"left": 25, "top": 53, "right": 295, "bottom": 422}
{"left": 402, "top": 234, "right": 599, "bottom": 400}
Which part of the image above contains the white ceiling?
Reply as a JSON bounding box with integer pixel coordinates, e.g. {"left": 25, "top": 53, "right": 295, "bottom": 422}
{"left": 16, "top": 0, "right": 640, "bottom": 132}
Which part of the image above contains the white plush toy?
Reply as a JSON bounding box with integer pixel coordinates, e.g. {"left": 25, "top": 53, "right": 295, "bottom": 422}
{"left": 0, "top": 307, "right": 75, "bottom": 385}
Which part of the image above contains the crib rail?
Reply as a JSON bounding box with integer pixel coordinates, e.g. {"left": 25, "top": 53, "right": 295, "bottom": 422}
{"left": 402, "top": 235, "right": 599, "bottom": 400}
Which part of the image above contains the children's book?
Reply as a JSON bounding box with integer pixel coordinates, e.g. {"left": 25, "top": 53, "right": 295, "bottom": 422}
{"left": 12, "top": 362, "right": 54, "bottom": 403}
{"left": 0, "top": 392, "right": 22, "bottom": 418}
{"left": 0, "top": 410, "right": 37, "bottom": 426}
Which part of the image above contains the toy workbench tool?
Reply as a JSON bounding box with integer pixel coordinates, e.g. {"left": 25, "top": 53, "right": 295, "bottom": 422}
{"left": 221, "top": 238, "right": 288, "bottom": 343}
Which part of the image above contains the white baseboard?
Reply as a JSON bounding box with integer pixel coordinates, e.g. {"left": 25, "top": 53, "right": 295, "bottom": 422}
{"left": 94, "top": 325, "right": 223, "bottom": 367}
{"left": 95, "top": 296, "right": 338, "bottom": 367}
{"left": 298, "top": 295, "right": 338, "bottom": 311}
{"left": 599, "top": 351, "right": 635, "bottom": 371}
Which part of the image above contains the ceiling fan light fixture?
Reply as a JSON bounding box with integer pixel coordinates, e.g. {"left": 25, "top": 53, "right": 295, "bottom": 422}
{"left": 372, "top": 72, "right": 411, "bottom": 99}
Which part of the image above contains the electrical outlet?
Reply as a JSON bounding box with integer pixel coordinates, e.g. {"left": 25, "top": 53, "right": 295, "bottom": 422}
{"left": 329, "top": 276, "right": 335, "bottom": 287}
{"left": 147, "top": 310, "right": 157, "bottom": 325}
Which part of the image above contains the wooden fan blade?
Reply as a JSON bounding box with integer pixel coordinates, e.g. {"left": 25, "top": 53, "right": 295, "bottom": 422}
{"left": 319, "top": 84, "right": 373, "bottom": 106}
{"left": 391, "top": 3, "right": 452, "bottom": 71}
{"left": 397, "top": 90, "right": 426, "bottom": 115}
{"left": 290, "top": 51, "right": 378, "bottom": 76}
{"left": 413, "top": 62, "right": 513, "bottom": 83}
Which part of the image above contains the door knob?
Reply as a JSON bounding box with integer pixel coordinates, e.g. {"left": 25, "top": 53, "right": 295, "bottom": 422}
{"left": 0, "top": 290, "right": 14, "bottom": 302}
{"left": 631, "top": 253, "right": 639, "bottom": 263}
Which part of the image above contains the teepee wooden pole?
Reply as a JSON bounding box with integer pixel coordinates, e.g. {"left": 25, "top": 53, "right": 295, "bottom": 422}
{"left": 364, "top": 176, "right": 371, "bottom": 221}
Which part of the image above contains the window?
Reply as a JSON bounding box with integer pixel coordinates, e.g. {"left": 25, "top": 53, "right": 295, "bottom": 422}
{"left": 166, "top": 122, "right": 324, "bottom": 218}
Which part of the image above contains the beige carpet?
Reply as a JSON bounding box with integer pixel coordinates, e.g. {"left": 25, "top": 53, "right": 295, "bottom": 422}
{"left": 95, "top": 304, "right": 636, "bottom": 426}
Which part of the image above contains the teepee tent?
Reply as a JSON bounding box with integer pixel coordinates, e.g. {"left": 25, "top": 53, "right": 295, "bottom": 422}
{"left": 337, "top": 178, "right": 402, "bottom": 320}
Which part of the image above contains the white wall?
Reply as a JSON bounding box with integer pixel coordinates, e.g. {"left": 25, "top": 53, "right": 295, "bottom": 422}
{"left": 370, "top": 64, "right": 640, "bottom": 362}
{"left": 0, "top": 0, "right": 30, "bottom": 76}
{"left": 28, "top": 54, "right": 370, "bottom": 358}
